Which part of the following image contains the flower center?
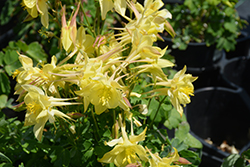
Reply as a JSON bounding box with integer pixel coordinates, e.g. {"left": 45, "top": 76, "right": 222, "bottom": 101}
{"left": 99, "top": 87, "right": 111, "bottom": 106}
{"left": 180, "top": 86, "right": 194, "bottom": 96}
{"left": 26, "top": 101, "right": 41, "bottom": 114}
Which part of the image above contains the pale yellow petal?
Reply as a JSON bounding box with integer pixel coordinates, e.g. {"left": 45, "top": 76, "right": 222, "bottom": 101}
{"left": 129, "top": 127, "right": 147, "bottom": 144}
{"left": 99, "top": 0, "right": 114, "bottom": 20}
{"left": 23, "top": 0, "right": 36, "bottom": 8}
{"left": 51, "top": 109, "right": 72, "bottom": 120}
{"left": 19, "top": 54, "right": 33, "bottom": 69}
{"left": 94, "top": 103, "right": 107, "bottom": 115}
{"left": 106, "top": 137, "right": 123, "bottom": 147}
{"left": 33, "top": 117, "right": 47, "bottom": 141}
{"left": 22, "top": 84, "right": 45, "bottom": 96}
{"left": 26, "top": 6, "right": 38, "bottom": 18}
{"left": 114, "top": 0, "right": 126, "bottom": 16}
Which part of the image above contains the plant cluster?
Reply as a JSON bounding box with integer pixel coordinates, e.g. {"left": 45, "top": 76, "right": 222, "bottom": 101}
{"left": 164, "top": 0, "right": 248, "bottom": 51}
{"left": 0, "top": 0, "right": 204, "bottom": 166}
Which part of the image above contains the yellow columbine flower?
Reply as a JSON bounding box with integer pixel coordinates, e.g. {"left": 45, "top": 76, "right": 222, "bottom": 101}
{"left": 14, "top": 54, "right": 42, "bottom": 95}
{"left": 14, "top": 54, "right": 64, "bottom": 98}
{"left": 74, "top": 26, "right": 95, "bottom": 64}
{"left": 146, "top": 147, "right": 180, "bottom": 167}
{"left": 133, "top": 58, "right": 174, "bottom": 81}
{"left": 73, "top": 58, "right": 129, "bottom": 114}
{"left": 60, "top": 4, "right": 80, "bottom": 52}
{"left": 76, "top": 73, "right": 129, "bottom": 114}
{"left": 99, "top": 0, "right": 127, "bottom": 20}
{"left": 99, "top": 116, "right": 148, "bottom": 166}
{"left": 150, "top": 66, "right": 197, "bottom": 116}
{"left": 135, "top": 0, "right": 175, "bottom": 37}
{"left": 23, "top": 0, "right": 49, "bottom": 28}
{"left": 22, "top": 84, "right": 78, "bottom": 141}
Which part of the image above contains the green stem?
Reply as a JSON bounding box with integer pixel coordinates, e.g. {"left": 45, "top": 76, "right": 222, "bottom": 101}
{"left": 112, "top": 110, "right": 117, "bottom": 139}
{"left": 149, "top": 96, "right": 167, "bottom": 128}
{"left": 91, "top": 107, "right": 100, "bottom": 140}
{"left": 113, "top": 110, "right": 116, "bottom": 127}
{"left": 80, "top": 2, "right": 96, "bottom": 37}
{"left": 59, "top": 118, "right": 76, "bottom": 146}
{"left": 96, "top": 7, "right": 101, "bottom": 35}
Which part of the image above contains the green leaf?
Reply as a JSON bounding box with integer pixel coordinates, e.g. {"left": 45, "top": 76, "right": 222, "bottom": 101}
{"left": 4, "top": 60, "right": 22, "bottom": 76}
{"left": 185, "top": 133, "right": 203, "bottom": 149}
{"left": 16, "top": 41, "right": 28, "bottom": 52}
{"left": 51, "top": 148, "right": 70, "bottom": 167}
{"left": 242, "top": 148, "right": 250, "bottom": 160}
{"left": 3, "top": 50, "right": 19, "bottom": 65}
{"left": 234, "top": 157, "right": 245, "bottom": 167}
{"left": 179, "top": 150, "right": 201, "bottom": 166}
{"left": 25, "top": 42, "right": 47, "bottom": 63}
{"left": 184, "top": 0, "right": 196, "bottom": 10}
{"left": 0, "top": 0, "right": 19, "bottom": 25}
{"left": 221, "top": 154, "right": 241, "bottom": 167}
{"left": 70, "top": 147, "right": 82, "bottom": 166}
{"left": 18, "top": 163, "right": 24, "bottom": 167}
{"left": 224, "top": 7, "right": 235, "bottom": 16}
{"left": 0, "top": 71, "right": 10, "bottom": 95}
{"left": 175, "top": 122, "right": 190, "bottom": 141}
{"left": 94, "top": 144, "right": 111, "bottom": 157}
{"left": 164, "top": 108, "right": 182, "bottom": 129}
{"left": 83, "top": 140, "right": 92, "bottom": 151}
{"left": 224, "top": 21, "right": 237, "bottom": 33}
{"left": 172, "top": 37, "right": 188, "bottom": 50}
{"left": 0, "top": 52, "right": 4, "bottom": 66}
{"left": 0, "top": 95, "right": 8, "bottom": 109}
{"left": 0, "top": 152, "right": 12, "bottom": 164}
{"left": 148, "top": 98, "right": 161, "bottom": 123}
{"left": 84, "top": 148, "right": 94, "bottom": 159}
{"left": 0, "top": 163, "right": 13, "bottom": 167}
{"left": 171, "top": 138, "right": 189, "bottom": 152}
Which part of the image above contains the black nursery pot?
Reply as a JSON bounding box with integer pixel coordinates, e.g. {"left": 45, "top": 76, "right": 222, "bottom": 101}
{"left": 157, "top": 37, "right": 223, "bottom": 70}
{"left": 219, "top": 56, "right": 250, "bottom": 96}
{"left": 225, "top": 31, "right": 250, "bottom": 59}
{"left": 162, "top": 0, "right": 184, "bottom": 4}
{"left": 185, "top": 87, "right": 250, "bottom": 167}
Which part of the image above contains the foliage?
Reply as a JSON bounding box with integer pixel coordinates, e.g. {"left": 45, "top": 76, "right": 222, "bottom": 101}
{"left": 164, "top": 0, "right": 248, "bottom": 51}
{"left": 221, "top": 148, "right": 250, "bottom": 167}
{"left": 0, "top": 0, "right": 203, "bottom": 166}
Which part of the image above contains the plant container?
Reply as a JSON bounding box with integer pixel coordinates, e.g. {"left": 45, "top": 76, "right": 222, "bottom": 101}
{"left": 157, "top": 37, "right": 223, "bottom": 70}
{"left": 185, "top": 87, "right": 250, "bottom": 167}
{"left": 225, "top": 31, "right": 250, "bottom": 59}
{"left": 219, "top": 55, "right": 250, "bottom": 96}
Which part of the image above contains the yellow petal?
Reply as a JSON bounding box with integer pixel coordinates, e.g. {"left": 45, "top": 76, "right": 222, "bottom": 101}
{"left": 23, "top": 0, "right": 36, "bottom": 8}
{"left": 106, "top": 137, "right": 123, "bottom": 147}
{"left": 37, "top": 0, "right": 49, "bottom": 28}
{"left": 94, "top": 103, "right": 107, "bottom": 115}
{"left": 27, "top": 7, "right": 38, "bottom": 18}
{"left": 99, "top": 0, "right": 114, "bottom": 20}
{"left": 61, "top": 28, "right": 73, "bottom": 52}
{"left": 19, "top": 54, "right": 33, "bottom": 69}
{"left": 22, "top": 84, "right": 45, "bottom": 96}
{"left": 51, "top": 109, "right": 72, "bottom": 120}
{"left": 33, "top": 117, "right": 47, "bottom": 141}
{"left": 129, "top": 127, "right": 147, "bottom": 144}
{"left": 114, "top": 0, "right": 126, "bottom": 16}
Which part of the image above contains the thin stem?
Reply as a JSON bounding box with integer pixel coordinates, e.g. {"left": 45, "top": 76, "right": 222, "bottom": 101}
{"left": 96, "top": 6, "right": 101, "bottom": 35}
{"left": 80, "top": 2, "right": 96, "bottom": 37}
{"left": 149, "top": 96, "right": 167, "bottom": 128}
{"left": 59, "top": 118, "right": 76, "bottom": 146}
{"left": 57, "top": 49, "right": 77, "bottom": 66}
{"left": 91, "top": 107, "right": 100, "bottom": 140}
{"left": 113, "top": 110, "right": 116, "bottom": 128}
{"left": 112, "top": 110, "right": 117, "bottom": 139}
